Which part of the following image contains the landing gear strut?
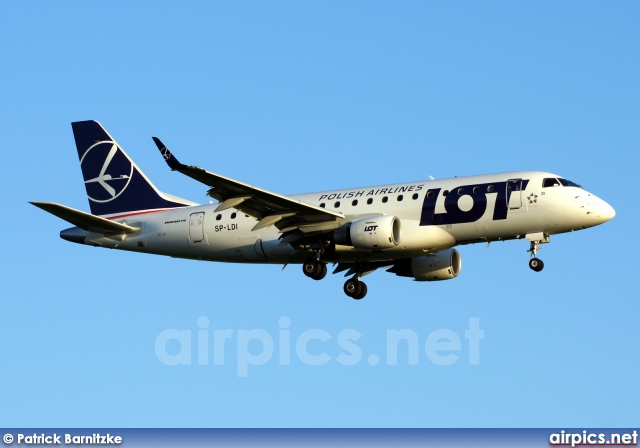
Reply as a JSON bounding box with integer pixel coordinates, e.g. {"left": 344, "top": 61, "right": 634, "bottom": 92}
{"left": 344, "top": 277, "right": 367, "bottom": 300}
{"left": 528, "top": 240, "right": 545, "bottom": 272}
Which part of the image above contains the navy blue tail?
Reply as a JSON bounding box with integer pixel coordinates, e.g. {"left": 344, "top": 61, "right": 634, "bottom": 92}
{"left": 72, "top": 120, "right": 194, "bottom": 217}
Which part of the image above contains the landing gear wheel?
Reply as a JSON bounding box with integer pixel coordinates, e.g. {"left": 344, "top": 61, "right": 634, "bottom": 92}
{"left": 354, "top": 282, "right": 367, "bottom": 300}
{"left": 529, "top": 257, "right": 544, "bottom": 272}
{"left": 343, "top": 278, "right": 361, "bottom": 297}
{"left": 316, "top": 263, "right": 327, "bottom": 280}
{"left": 303, "top": 259, "right": 327, "bottom": 280}
{"left": 344, "top": 278, "right": 367, "bottom": 299}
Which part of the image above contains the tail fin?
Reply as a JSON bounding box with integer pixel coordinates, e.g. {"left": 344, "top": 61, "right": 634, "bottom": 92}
{"left": 72, "top": 120, "right": 195, "bottom": 217}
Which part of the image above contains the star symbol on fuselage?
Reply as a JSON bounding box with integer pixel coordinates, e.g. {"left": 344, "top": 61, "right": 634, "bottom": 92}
{"left": 527, "top": 193, "right": 539, "bottom": 204}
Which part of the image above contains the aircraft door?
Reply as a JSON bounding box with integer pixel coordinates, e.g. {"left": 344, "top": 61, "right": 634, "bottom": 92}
{"left": 507, "top": 179, "right": 523, "bottom": 209}
{"left": 189, "top": 212, "right": 205, "bottom": 243}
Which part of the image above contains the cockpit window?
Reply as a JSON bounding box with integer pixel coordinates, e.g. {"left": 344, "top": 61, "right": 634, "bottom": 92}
{"left": 558, "top": 178, "right": 583, "bottom": 189}
{"left": 542, "top": 177, "right": 583, "bottom": 189}
{"left": 542, "top": 178, "right": 561, "bottom": 188}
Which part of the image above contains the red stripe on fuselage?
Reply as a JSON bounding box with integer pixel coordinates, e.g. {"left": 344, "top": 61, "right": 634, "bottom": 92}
{"left": 105, "top": 208, "right": 181, "bottom": 220}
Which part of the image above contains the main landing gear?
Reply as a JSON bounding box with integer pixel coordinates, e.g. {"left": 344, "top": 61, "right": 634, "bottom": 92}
{"left": 302, "top": 257, "right": 369, "bottom": 300}
{"left": 302, "top": 258, "right": 327, "bottom": 280}
{"left": 343, "top": 277, "right": 367, "bottom": 300}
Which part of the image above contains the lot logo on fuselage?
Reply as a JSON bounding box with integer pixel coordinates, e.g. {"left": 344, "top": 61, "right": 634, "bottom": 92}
{"left": 420, "top": 179, "right": 529, "bottom": 226}
{"left": 80, "top": 141, "right": 134, "bottom": 203}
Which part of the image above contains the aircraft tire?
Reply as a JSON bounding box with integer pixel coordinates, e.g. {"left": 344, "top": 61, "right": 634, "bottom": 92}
{"left": 529, "top": 258, "right": 544, "bottom": 272}
{"left": 353, "top": 282, "right": 367, "bottom": 300}
{"left": 303, "top": 259, "right": 320, "bottom": 278}
{"left": 344, "top": 278, "right": 364, "bottom": 298}
{"left": 313, "top": 263, "right": 327, "bottom": 281}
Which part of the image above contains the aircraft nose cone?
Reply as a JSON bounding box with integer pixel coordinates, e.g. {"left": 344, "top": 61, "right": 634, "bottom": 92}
{"left": 599, "top": 200, "right": 616, "bottom": 222}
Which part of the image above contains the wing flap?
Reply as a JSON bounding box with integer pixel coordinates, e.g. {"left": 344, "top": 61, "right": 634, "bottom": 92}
{"left": 30, "top": 202, "right": 140, "bottom": 234}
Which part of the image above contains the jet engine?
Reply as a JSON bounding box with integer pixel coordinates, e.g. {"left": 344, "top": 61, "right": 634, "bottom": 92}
{"left": 388, "top": 248, "right": 462, "bottom": 281}
{"left": 334, "top": 215, "right": 401, "bottom": 250}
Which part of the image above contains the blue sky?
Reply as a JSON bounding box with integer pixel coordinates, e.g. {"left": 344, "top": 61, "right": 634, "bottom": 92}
{"left": 1, "top": 1, "right": 638, "bottom": 428}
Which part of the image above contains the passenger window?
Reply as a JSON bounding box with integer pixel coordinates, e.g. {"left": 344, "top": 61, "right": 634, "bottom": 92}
{"left": 443, "top": 190, "right": 449, "bottom": 197}
{"left": 543, "top": 178, "right": 560, "bottom": 188}
{"left": 334, "top": 201, "right": 341, "bottom": 208}
{"left": 397, "top": 195, "right": 403, "bottom": 202}
{"left": 319, "top": 203, "right": 325, "bottom": 208}
{"left": 216, "top": 214, "right": 222, "bottom": 221}
{"left": 427, "top": 191, "right": 434, "bottom": 198}
{"left": 230, "top": 213, "right": 236, "bottom": 219}
{"left": 473, "top": 187, "right": 479, "bottom": 194}
{"left": 352, "top": 200, "right": 358, "bottom": 206}
{"left": 412, "top": 193, "right": 419, "bottom": 200}
{"left": 457, "top": 188, "right": 464, "bottom": 195}
{"left": 367, "top": 198, "right": 373, "bottom": 205}
{"left": 487, "top": 185, "right": 494, "bottom": 193}
{"left": 382, "top": 196, "right": 388, "bottom": 203}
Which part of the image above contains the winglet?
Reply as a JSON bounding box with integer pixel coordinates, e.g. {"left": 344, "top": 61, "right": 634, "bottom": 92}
{"left": 152, "top": 137, "right": 184, "bottom": 170}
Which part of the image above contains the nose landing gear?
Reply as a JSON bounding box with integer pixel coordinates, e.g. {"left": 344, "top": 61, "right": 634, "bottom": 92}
{"left": 526, "top": 233, "right": 549, "bottom": 272}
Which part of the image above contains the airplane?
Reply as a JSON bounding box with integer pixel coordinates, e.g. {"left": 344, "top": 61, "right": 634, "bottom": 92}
{"left": 31, "top": 120, "right": 616, "bottom": 300}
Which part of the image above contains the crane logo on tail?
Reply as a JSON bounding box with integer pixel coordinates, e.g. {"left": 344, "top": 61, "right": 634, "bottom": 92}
{"left": 80, "top": 141, "right": 134, "bottom": 203}
{"left": 161, "top": 147, "right": 172, "bottom": 161}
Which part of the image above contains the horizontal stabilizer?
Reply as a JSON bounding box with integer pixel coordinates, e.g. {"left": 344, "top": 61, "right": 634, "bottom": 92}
{"left": 30, "top": 202, "right": 140, "bottom": 234}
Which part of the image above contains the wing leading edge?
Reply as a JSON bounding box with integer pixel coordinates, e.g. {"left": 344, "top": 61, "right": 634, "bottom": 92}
{"left": 152, "top": 137, "right": 344, "bottom": 232}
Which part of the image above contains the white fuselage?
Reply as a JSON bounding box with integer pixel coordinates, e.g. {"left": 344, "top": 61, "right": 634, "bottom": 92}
{"left": 75, "top": 171, "right": 614, "bottom": 264}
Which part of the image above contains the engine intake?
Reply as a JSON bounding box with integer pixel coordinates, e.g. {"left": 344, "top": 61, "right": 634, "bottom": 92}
{"left": 334, "top": 215, "right": 402, "bottom": 250}
{"left": 388, "top": 248, "right": 461, "bottom": 281}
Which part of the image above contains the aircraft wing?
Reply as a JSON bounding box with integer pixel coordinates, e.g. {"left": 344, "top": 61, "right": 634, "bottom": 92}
{"left": 30, "top": 202, "right": 141, "bottom": 234}
{"left": 152, "top": 137, "right": 344, "bottom": 231}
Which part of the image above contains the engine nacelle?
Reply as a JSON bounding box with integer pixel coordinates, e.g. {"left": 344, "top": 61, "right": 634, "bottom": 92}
{"left": 334, "top": 215, "right": 402, "bottom": 250}
{"left": 388, "top": 248, "right": 462, "bottom": 281}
